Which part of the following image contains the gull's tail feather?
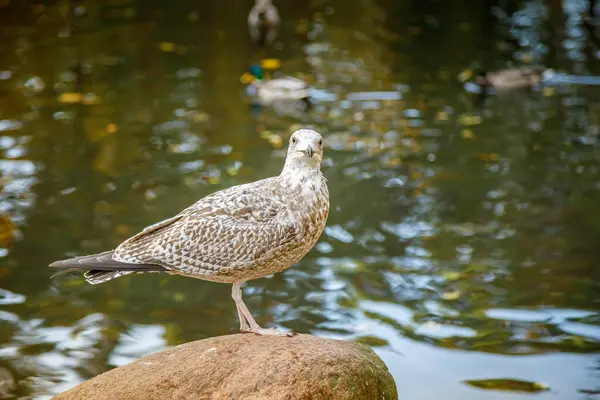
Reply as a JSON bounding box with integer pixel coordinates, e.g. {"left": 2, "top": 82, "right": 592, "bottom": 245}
{"left": 84, "top": 270, "right": 149, "bottom": 285}
{"left": 49, "top": 250, "right": 167, "bottom": 284}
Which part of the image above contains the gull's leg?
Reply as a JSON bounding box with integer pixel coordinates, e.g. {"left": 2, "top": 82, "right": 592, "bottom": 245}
{"left": 236, "top": 304, "right": 250, "bottom": 331}
{"left": 231, "top": 281, "right": 296, "bottom": 337}
{"left": 232, "top": 284, "right": 250, "bottom": 331}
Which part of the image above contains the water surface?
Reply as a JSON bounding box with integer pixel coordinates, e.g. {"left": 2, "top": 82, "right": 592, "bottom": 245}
{"left": 1, "top": 0, "right": 599, "bottom": 399}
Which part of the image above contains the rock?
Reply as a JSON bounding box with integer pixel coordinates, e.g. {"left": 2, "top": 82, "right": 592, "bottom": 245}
{"left": 55, "top": 333, "right": 397, "bottom": 400}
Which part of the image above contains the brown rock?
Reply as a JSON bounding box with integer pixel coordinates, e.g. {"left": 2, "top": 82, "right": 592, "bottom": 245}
{"left": 55, "top": 333, "right": 397, "bottom": 400}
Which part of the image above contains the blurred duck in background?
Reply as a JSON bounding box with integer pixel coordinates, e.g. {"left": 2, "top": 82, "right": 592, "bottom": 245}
{"left": 248, "top": 0, "right": 280, "bottom": 47}
{"left": 241, "top": 63, "right": 311, "bottom": 109}
{"left": 474, "top": 66, "right": 551, "bottom": 90}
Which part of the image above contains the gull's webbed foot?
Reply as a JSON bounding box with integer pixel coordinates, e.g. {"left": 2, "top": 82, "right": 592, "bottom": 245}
{"left": 232, "top": 281, "right": 296, "bottom": 337}
{"left": 241, "top": 327, "right": 297, "bottom": 337}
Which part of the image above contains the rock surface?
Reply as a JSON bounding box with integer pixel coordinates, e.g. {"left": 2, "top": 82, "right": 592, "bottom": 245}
{"left": 55, "top": 333, "right": 397, "bottom": 400}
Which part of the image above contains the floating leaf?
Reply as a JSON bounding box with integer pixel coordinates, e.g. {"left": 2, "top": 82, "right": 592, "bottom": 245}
{"left": 458, "top": 69, "right": 472, "bottom": 82}
{"left": 106, "top": 123, "right": 118, "bottom": 134}
{"left": 441, "top": 289, "right": 461, "bottom": 300}
{"left": 226, "top": 166, "right": 239, "bottom": 176}
{"left": 207, "top": 176, "right": 220, "bottom": 184}
{"left": 173, "top": 292, "right": 185, "bottom": 302}
{"left": 168, "top": 144, "right": 182, "bottom": 153}
{"left": 144, "top": 189, "right": 157, "bottom": 201}
{"left": 258, "top": 130, "right": 284, "bottom": 148}
{"left": 383, "top": 157, "right": 401, "bottom": 167}
{"left": 580, "top": 389, "right": 600, "bottom": 395}
{"left": 289, "top": 124, "right": 303, "bottom": 132}
{"left": 521, "top": 54, "right": 533, "bottom": 63}
{"left": 183, "top": 176, "right": 198, "bottom": 188}
{"left": 57, "top": 92, "right": 82, "bottom": 104}
{"left": 461, "top": 129, "right": 476, "bottom": 140}
{"left": 477, "top": 153, "right": 499, "bottom": 162}
{"left": 0, "top": 215, "right": 15, "bottom": 248}
{"left": 115, "top": 225, "right": 131, "bottom": 236}
{"left": 457, "top": 114, "right": 481, "bottom": 126}
{"left": 295, "top": 20, "right": 309, "bottom": 34}
{"left": 543, "top": 87, "right": 556, "bottom": 97}
{"left": 260, "top": 130, "right": 274, "bottom": 139}
{"left": 190, "top": 111, "right": 210, "bottom": 122}
{"left": 436, "top": 111, "right": 449, "bottom": 121}
{"left": 268, "top": 134, "right": 283, "bottom": 148}
{"left": 442, "top": 271, "right": 462, "bottom": 281}
{"left": 158, "top": 41, "right": 177, "bottom": 52}
{"left": 463, "top": 378, "right": 550, "bottom": 393}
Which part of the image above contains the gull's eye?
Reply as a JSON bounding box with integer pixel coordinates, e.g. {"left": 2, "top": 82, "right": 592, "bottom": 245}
{"left": 318, "top": 140, "right": 323, "bottom": 146}
{"left": 292, "top": 137, "right": 296, "bottom": 143}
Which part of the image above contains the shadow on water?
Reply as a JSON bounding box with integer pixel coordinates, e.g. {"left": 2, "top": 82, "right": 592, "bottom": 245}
{"left": 0, "top": 0, "right": 599, "bottom": 398}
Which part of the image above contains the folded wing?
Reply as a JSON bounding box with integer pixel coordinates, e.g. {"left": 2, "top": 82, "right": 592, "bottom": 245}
{"left": 112, "top": 181, "right": 298, "bottom": 276}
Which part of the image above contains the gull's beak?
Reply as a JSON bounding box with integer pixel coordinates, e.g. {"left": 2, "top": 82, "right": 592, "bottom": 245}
{"left": 300, "top": 145, "right": 315, "bottom": 158}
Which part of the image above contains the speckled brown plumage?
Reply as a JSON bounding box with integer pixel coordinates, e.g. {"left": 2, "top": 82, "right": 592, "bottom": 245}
{"left": 50, "top": 129, "right": 329, "bottom": 336}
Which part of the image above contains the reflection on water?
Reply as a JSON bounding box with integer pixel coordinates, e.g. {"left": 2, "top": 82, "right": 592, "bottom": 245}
{"left": 1, "top": 0, "right": 599, "bottom": 398}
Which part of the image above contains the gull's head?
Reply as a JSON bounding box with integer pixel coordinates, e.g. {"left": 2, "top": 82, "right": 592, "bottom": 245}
{"left": 285, "top": 129, "right": 323, "bottom": 169}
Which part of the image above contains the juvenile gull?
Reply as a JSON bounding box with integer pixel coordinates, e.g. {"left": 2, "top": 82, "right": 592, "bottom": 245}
{"left": 49, "top": 129, "right": 329, "bottom": 336}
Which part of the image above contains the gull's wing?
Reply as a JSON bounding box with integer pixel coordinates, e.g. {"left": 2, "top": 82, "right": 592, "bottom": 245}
{"left": 112, "top": 179, "right": 299, "bottom": 276}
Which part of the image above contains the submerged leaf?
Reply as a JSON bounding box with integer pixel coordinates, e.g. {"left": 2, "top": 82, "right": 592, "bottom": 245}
{"left": 355, "top": 335, "right": 389, "bottom": 347}
{"left": 463, "top": 378, "right": 550, "bottom": 393}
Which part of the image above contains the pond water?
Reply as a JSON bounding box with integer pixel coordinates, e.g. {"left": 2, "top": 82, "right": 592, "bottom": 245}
{"left": 1, "top": 0, "right": 599, "bottom": 399}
